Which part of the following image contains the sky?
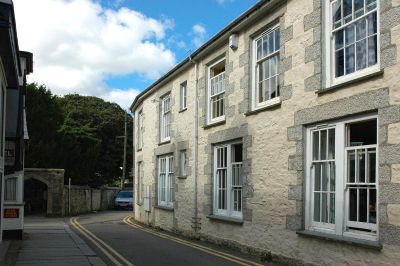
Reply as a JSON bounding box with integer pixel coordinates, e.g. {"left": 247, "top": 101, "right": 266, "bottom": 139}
{"left": 14, "top": 0, "right": 258, "bottom": 109}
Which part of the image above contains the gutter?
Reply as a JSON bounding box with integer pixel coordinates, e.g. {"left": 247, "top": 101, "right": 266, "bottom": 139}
{"left": 191, "top": 57, "right": 199, "bottom": 232}
{"left": 129, "top": 0, "right": 272, "bottom": 113}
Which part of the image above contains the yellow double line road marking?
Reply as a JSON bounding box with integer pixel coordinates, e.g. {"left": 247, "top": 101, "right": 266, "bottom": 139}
{"left": 122, "top": 216, "right": 262, "bottom": 266}
{"left": 70, "top": 217, "right": 134, "bottom": 266}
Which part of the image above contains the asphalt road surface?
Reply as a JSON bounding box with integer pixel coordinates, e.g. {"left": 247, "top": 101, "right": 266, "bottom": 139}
{"left": 70, "top": 211, "right": 273, "bottom": 266}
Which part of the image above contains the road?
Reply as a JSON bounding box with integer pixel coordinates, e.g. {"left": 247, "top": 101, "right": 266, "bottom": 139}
{"left": 70, "top": 211, "right": 270, "bottom": 266}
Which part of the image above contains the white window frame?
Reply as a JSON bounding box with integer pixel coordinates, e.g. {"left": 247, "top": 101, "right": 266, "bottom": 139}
{"left": 251, "top": 24, "right": 281, "bottom": 110}
{"left": 180, "top": 150, "right": 187, "bottom": 176}
{"left": 137, "top": 110, "right": 143, "bottom": 149}
{"left": 160, "top": 94, "right": 171, "bottom": 142}
{"left": 324, "top": 0, "right": 380, "bottom": 89}
{"left": 180, "top": 81, "right": 187, "bottom": 111}
{"left": 213, "top": 142, "right": 243, "bottom": 219}
{"left": 305, "top": 114, "right": 379, "bottom": 241}
{"left": 207, "top": 58, "right": 226, "bottom": 124}
{"left": 158, "top": 155, "right": 174, "bottom": 208}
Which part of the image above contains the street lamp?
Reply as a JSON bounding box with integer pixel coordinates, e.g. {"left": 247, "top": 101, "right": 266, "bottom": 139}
{"left": 116, "top": 111, "right": 127, "bottom": 189}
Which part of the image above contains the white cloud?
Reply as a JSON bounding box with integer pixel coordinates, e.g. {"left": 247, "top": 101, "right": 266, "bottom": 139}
{"left": 100, "top": 88, "right": 141, "bottom": 110}
{"left": 13, "top": 0, "right": 176, "bottom": 108}
{"left": 191, "top": 24, "right": 208, "bottom": 48}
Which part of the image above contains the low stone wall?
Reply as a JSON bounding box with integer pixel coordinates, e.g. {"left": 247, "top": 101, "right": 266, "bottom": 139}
{"left": 63, "top": 185, "right": 120, "bottom": 216}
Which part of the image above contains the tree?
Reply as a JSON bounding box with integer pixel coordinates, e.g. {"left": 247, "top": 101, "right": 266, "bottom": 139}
{"left": 25, "top": 83, "right": 133, "bottom": 187}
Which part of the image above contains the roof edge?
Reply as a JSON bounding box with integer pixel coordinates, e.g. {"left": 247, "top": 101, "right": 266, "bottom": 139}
{"left": 130, "top": 0, "right": 275, "bottom": 112}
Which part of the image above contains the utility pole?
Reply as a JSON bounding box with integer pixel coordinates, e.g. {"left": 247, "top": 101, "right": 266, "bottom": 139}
{"left": 122, "top": 111, "right": 127, "bottom": 189}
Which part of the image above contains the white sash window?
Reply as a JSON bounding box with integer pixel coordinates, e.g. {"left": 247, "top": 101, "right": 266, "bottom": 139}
{"left": 158, "top": 156, "right": 174, "bottom": 207}
{"left": 160, "top": 94, "right": 171, "bottom": 142}
{"left": 306, "top": 116, "right": 378, "bottom": 240}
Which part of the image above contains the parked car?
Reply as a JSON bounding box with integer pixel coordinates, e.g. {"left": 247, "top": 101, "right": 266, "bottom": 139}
{"left": 114, "top": 190, "right": 133, "bottom": 209}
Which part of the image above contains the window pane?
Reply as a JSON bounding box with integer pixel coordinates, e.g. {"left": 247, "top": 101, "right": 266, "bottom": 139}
{"left": 314, "top": 192, "right": 321, "bottom": 222}
{"left": 322, "top": 162, "right": 329, "bottom": 191}
{"left": 5, "top": 178, "right": 17, "bottom": 201}
{"left": 349, "top": 188, "right": 358, "bottom": 221}
{"left": 263, "top": 60, "right": 270, "bottom": 79}
{"left": 367, "top": 13, "right": 377, "bottom": 35}
{"left": 257, "top": 39, "right": 262, "bottom": 60}
{"left": 328, "top": 128, "right": 335, "bottom": 159}
{"left": 258, "top": 81, "right": 264, "bottom": 103}
{"left": 275, "top": 29, "right": 280, "bottom": 50}
{"left": 335, "top": 30, "right": 344, "bottom": 50}
{"left": 314, "top": 163, "right": 321, "bottom": 191}
{"left": 343, "top": 0, "right": 353, "bottom": 23}
{"left": 270, "top": 76, "right": 277, "bottom": 99}
{"left": 348, "top": 150, "right": 356, "bottom": 183}
{"left": 335, "top": 49, "right": 345, "bottom": 77}
{"left": 368, "top": 149, "right": 376, "bottom": 183}
{"left": 369, "top": 188, "right": 377, "bottom": 223}
{"left": 366, "top": 0, "right": 376, "bottom": 11}
{"left": 356, "top": 39, "right": 367, "bottom": 70}
{"left": 264, "top": 80, "right": 270, "bottom": 101}
{"left": 345, "top": 25, "right": 355, "bottom": 45}
{"left": 321, "top": 193, "right": 328, "bottom": 223}
{"left": 354, "top": 0, "right": 364, "bottom": 18}
{"left": 330, "top": 193, "right": 335, "bottom": 224}
{"left": 358, "top": 149, "right": 366, "bottom": 183}
{"left": 320, "top": 130, "right": 327, "bottom": 160}
{"left": 345, "top": 45, "right": 355, "bottom": 74}
{"left": 268, "top": 32, "right": 274, "bottom": 54}
{"left": 330, "top": 162, "right": 336, "bottom": 192}
{"left": 270, "top": 56, "right": 278, "bottom": 76}
{"left": 333, "top": 1, "right": 342, "bottom": 29}
{"left": 313, "top": 131, "right": 319, "bottom": 160}
{"left": 262, "top": 36, "right": 269, "bottom": 58}
{"left": 359, "top": 188, "right": 368, "bottom": 222}
{"left": 356, "top": 19, "right": 366, "bottom": 41}
{"left": 368, "top": 35, "right": 377, "bottom": 66}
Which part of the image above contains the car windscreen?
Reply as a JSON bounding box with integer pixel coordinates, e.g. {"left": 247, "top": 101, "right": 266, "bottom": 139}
{"left": 117, "top": 191, "right": 133, "bottom": 198}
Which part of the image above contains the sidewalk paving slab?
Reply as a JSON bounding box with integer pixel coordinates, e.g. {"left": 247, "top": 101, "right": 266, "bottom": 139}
{"left": 13, "top": 216, "right": 106, "bottom": 266}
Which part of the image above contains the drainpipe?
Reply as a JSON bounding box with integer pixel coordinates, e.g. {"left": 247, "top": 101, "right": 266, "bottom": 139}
{"left": 190, "top": 56, "right": 199, "bottom": 233}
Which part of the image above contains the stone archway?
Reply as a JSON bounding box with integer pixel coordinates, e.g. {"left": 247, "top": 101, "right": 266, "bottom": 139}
{"left": 24, "top": 168, "right": 65, "bottom": 216}
{"left": 24, "top": 178, "right": 48, "bottom": 215}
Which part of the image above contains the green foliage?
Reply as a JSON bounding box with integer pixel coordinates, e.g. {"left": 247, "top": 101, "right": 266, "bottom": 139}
{"left": 25, "top": 83, "right": 133, "bottom": 187}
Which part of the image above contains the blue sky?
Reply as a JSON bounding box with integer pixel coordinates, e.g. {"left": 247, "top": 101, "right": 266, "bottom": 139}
{"left": 14, "top": 0, "right": 257, "bottom": 109}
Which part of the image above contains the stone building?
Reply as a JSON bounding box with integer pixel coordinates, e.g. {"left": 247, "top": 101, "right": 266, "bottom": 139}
{"left": 130, "top": 0, "right": 400, "bottom": 264}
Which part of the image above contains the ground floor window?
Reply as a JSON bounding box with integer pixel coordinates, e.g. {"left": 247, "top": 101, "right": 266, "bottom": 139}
{"left": 158, "top": 155, "right": 174, "bottom": 207}
{"left": 213, "top": 142, "right": 243, "bottom": 218}
{"left": 306, "top": 115, "right": 378, "bottom": 240}
{"left": 5, "top": 177, "right": 17, "bottom": 201}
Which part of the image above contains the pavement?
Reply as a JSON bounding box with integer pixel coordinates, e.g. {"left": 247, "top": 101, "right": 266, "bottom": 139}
{"left": 12, "top": 216, "right": 106, "bottom": 266}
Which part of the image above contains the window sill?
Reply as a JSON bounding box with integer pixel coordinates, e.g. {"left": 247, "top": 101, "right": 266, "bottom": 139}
{"left": 203, "top": 119, "right": 226, "bottom": 129}
{"left": 206, "top": 214, "right": 243, "bottom": 225}
{"left": 4, "top": 202, "right": 24, "bottom": 206}
{"left": 177, "top": 175, "right": 187, "bottom": 180}
{"left": 158, "top": 140, "right": 171, "bottom": 146}
{"left": 179, "top": 108, "right": 187, "bottom": 113}
{"left": 296, "top": 230, "right": 382, "bottom": 250}
{"left": 245, "top": 97, "right": 281, "bottom": 116}
{"left": 154, "top": 205, "right": 174, "bottom": 212}
{"left": 319, "top": 69, "right": 384, "bottom": 95}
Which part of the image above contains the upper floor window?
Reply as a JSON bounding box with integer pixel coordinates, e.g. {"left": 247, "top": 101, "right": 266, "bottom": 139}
{"left": 180, "top": 81, "right": 187, "bottom": 111}
{"left": 208, "top": 59, "right": 225, "bottom": 123}
{"left": 327, "top": 0, "right": 379, "bottom": 86}
{"left": 160, "top": 94, "right": 171, "bottom": 142}
{"left": 253, "top": 25, "right": 280, "bottom": 109}
{"left": 137, "top": 111, "right": 143, "bottom": 149}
